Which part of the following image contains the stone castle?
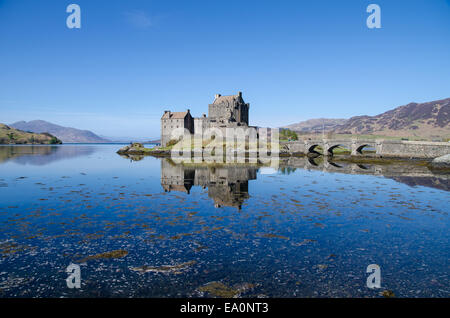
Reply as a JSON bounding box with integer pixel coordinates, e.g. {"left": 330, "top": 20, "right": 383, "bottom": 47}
{"left": 161, "top": 91, "right": 250, "bottom": 147}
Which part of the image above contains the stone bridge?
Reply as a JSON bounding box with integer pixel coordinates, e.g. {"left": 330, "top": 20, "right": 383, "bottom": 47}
{"left": 282, "top": 139, "right": 450, "bottom": 159}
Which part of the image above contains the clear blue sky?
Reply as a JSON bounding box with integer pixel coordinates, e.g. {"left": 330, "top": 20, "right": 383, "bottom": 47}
{"left": 1, "top": 0, "right": 449, "bottom": 138}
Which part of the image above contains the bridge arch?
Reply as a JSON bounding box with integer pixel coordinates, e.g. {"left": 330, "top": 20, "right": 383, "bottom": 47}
{"left": 307, "top": 144, "right": 322, "bottom": 155}
{"left": 327, "top": 144, "right": 351, "bottom": 156}
{"left": 356, "top": 144, "right": 375, "bottom": 155}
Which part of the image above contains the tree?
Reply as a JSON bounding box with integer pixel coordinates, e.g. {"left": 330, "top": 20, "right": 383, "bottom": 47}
{"left": 49, "top": 136, "right": 61, "bottom": 144}
{"left": 280, "top": 129, "right": 298, "bottom": 141}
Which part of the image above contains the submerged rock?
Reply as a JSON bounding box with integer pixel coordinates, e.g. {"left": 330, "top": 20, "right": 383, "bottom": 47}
{"left": 197, "top": 281, "right": 255, "bottom": 298}
{"left": 77, "top": 249, "right": 128, "bottom": 262}
{"left": 198, "top": 281, "right": 239, "bottom": 298}
{"left": 130, "top": 260, "right": 196, "bottom": 274}
{"left": 292, "top": 239, "right": 317, "bottom": 246}
{"left": 381, "top": 290, "right": 396, "bottom": 298}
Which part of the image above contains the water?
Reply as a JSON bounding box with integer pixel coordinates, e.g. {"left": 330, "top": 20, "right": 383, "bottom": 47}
{"left": 0, "top": 144, "right": 448, "bottom": 297}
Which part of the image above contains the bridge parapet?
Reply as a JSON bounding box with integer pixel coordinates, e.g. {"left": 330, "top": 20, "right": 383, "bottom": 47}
{"left": 282, "top": 139, "right": 450, "bottom": 158}
{"left": 294, "top": 138, "right": 379, "bottom": 156}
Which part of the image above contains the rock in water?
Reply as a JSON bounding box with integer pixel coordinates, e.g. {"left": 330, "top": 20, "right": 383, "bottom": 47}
{"left": 381, "top": 290, "right": 395, "bottom": 298}
{"left": 117, "top": 143, "right": 145, "bottom": 154}
{"left": 431, "top": 154, "right": 450, "bottom": 168}
{"left": 116, "top": 142, "right": 169, "bottom": 157}
{"left": 117, "top": 145, "right": 131, "bottom": 154}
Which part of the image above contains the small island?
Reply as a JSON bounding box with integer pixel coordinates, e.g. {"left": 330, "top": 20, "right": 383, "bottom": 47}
{"left": 117, "top": 142, "right": 168, "bottom": 157}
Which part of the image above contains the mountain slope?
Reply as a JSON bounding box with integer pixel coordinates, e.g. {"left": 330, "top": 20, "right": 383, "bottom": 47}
{"left": 333, "top": 98, "right": 450, "bottom": 139}
{"left": 282, "top": 118, "right": 348, "bottom": 133}
{"left": 10, "top": 120, "right": 110, "bottom": 143}
{"left": 0, "top": 123, "right": 62, "bottom": 144}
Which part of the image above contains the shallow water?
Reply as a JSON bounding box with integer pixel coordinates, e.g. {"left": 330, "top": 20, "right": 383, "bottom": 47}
{"left": 0, "top": 144, "right": 448, "bottom": 297}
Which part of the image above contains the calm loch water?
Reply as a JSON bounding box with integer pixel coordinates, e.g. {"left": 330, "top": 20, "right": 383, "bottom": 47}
{"left": 0, "top": 144, "right": 448, "bottom": 297}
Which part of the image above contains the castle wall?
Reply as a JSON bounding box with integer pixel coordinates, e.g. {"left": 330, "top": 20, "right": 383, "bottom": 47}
{"left": 161, "top": 118, "right": 183, "bottom": 146}
{"left": 161, "top": 111, "right": 194, "bottom": 147}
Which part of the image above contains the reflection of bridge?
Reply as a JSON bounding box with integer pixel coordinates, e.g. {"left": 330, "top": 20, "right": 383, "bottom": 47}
{"left": 283, "top": 139, "right": 450, "bottom": 158}
{"left": 280, "top": 157, "right": 449, "bottom": 191}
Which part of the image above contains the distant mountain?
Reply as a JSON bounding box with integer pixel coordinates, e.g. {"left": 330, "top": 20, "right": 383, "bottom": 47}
{"left": 10, "top": 120, "right": 110, "bottom": 143}
{"left": 0, "top": 123, "right": 62, "bottom": 144}
{"left": 100, "top": 135, "right": 160, "bottom": 143}
{"left": 282, "top": 118, "right": 348, "bottom": 133}
{"left": 145, "top": 139, "right": 161, "bottom": 144}
{"left": 333, "top": 97, "right": 450, "bottom": 139}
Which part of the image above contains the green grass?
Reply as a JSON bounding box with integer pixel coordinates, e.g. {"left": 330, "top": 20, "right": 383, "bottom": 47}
{"left": 280, "top": 128, "right": 298, "bottom": 141}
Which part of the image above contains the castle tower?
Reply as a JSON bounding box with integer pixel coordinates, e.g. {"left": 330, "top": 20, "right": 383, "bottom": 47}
{"left": 208, "top": 92, "right": 249, "bottom": 126}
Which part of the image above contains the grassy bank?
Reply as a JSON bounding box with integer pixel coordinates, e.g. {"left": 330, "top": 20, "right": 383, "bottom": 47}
{"left": 0, "top": 123, "right": 62, "bottom": 144}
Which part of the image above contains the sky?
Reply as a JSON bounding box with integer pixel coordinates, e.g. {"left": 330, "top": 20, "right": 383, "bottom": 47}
{"left": 1, "top": 0, "right": 449, "bottom": 139}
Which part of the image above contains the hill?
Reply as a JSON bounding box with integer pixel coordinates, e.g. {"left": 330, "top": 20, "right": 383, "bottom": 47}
{"left": 333, "top": 97, "right": 450, "bottom": 140}
{"left": 10, "top": 120, "right": 109, "bottom": 143}
{"left": 0, "top": 123, "right": 62, "bottom": 144}
{"left": 282, "top": 118, "right": 348, "bottom": 133}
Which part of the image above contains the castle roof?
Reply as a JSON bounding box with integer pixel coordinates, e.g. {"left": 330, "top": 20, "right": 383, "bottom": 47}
{"left": 161, "top": 111, "right": 190, "bottom": 119}
{"left": 212, "top": 92, "right": 243, "bottom": 105}
{"left": 213, "top": 95, "right": 236, "bottom": 105}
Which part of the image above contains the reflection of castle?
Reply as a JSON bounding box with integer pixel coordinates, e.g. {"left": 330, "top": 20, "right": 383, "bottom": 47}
{"left": 160, "top": 159, "right": 257, "bottom": 209}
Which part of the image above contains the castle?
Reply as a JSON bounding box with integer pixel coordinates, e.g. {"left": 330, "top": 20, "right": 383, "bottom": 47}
{"left": 161, "top": 91, "right": 250, "bottom": 147}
